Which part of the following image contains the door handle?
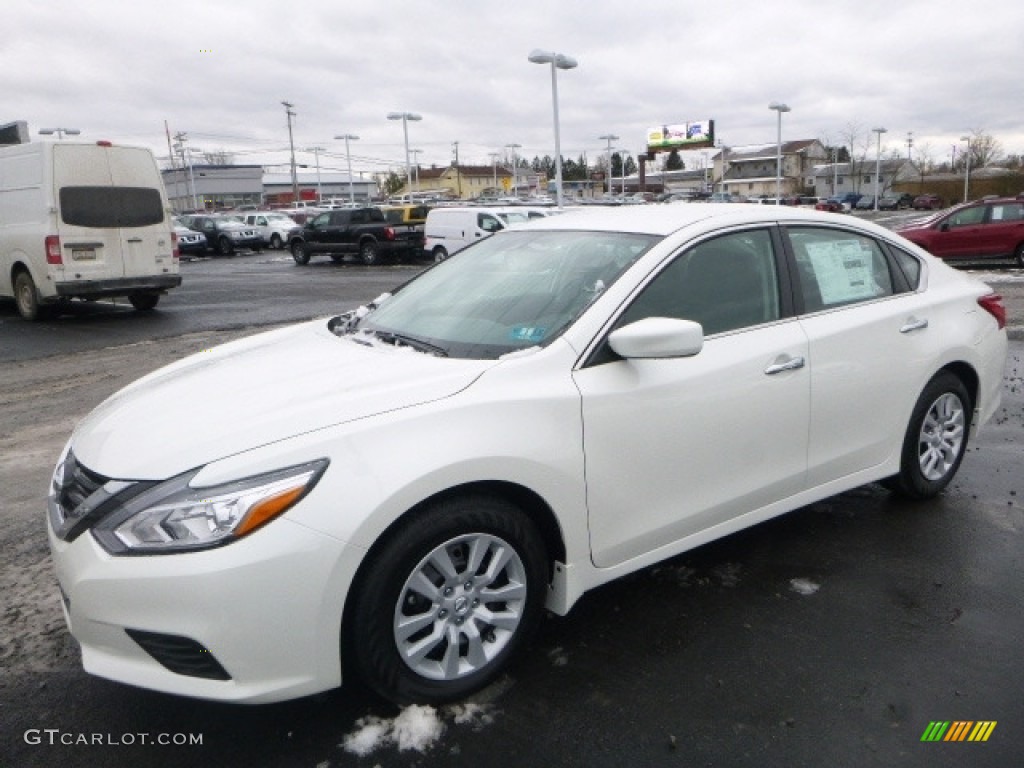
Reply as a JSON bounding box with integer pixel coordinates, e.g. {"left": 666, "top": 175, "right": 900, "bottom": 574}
{"left": 764, "top": 355, "right": 805, "bottom": 375}
{"left": 126, "top": 238, "right": 143, "bottom": 243}
{"left": 900, "top": 318, "right": 929, "bottom": 333}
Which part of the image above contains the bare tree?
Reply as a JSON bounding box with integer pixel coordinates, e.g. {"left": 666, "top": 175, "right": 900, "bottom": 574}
{"left": 837, "top": 122, "right": 871, "bottom": 194}
{"left": 202, "top": 150, "right": 234, "bottom": 166}
{"left": 965, "top": 130, "right": 1004, "bottom": 169}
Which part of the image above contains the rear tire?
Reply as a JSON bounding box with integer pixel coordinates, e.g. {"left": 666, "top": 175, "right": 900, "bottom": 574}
{"left": 217, "top": 236, "right": 234, "bottom": 256}
{"left": 14, "top": 270, "right": 51, "bottom": 321}
{"left": 884, "top": 372, "right": 971, "bottom": 499}
{"left": 1014, "top": 243, "right": 1023, "bottom": 268}
{"left": 129, "top": 293, "right": 160, "bottom": 311}
{"left": 359, "top": 241, "right": 379, "bottom": 266}
{"left": 348, "top": 495, "right": 547, "bottom": 705}
{"left": 291, "top": 241, "right": 310, "bottom": 265}
{"left": 270, "top": 233, "right": 284, "bottom": 250}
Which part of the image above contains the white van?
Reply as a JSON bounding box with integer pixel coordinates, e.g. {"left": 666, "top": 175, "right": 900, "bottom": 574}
{"left": 0, "top": 140, "right": 180, "bottom": 320}
{"left": 423, "top": 207, "right": 507, "bottom": 260}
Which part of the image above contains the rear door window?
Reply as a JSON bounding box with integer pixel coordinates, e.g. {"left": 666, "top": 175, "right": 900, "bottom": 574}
{"left": 59, "top": 186, "right": 164, "bottom": 228}
{"left": 785, "top": 227, "right": 895, "bottom": 312}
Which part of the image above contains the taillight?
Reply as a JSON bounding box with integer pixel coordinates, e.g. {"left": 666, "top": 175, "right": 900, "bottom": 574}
{"left": 977, "top": 293, "right": 1006, "bottom": 330}
{"left": 383, "top": 226, "right": 396, "bottom": 241}
{"left": 171, "top": 232, "right": 180, "bottom": 262}
{"left": 45, "top": 235, "right": 63, "bottom": 265}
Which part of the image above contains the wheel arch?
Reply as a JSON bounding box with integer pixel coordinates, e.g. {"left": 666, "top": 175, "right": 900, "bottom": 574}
{"left": 936, "top": 360, "right": 979, "bottom": 422}
{"left": 340, "top": 479, "right": 566, "bottom": 656}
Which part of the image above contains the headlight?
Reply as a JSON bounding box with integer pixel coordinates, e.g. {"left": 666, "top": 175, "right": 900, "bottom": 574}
{"left": 91, "top": 459, "right": 328, "bottom": 555}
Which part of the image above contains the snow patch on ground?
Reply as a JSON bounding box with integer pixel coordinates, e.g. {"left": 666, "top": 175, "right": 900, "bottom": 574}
{"left": 342, "top": 698, "right": 500, "bottom": 757}
{"left": 789, "top": 577, "right": 821, "bottom": 595}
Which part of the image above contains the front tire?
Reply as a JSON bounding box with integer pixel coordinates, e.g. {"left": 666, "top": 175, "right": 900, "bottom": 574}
{"left": 349, "top": 495, "right": 547, "bottom": 705}
{"left": 217, "top": 236, "right": 234, "bottom": 256}
{"left": 1014, "top": 243, "right": 1024, "bottom": 268}
{"left": 885, "top": 372, "right": 971, "bottom": 499}
{"left": 270, "top": 233, "right": 284, "bottom": 250}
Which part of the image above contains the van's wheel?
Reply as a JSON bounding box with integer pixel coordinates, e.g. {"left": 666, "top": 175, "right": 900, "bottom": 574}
{"left": 291, "top": 242, "right": 310, "bottom": 265}
{"left": 359, "top": 241, "right": 379, "bottom": 266}
{"left": 217, "top": 236, "right": 234, "bottom": 256}
{"left": 270, "top": 233, "right": 284, "bottom": 250}
{"left": 348, "top": 495, "right": 547, "bottom": 705}
{"left": 129, "top": 293, "right": 160, "bottom": 311}
{"left": 883, "top": 372, "right": 971, "bottom": 499}
{"left": 432, "top": 246, "right": 448, "bottom": 262}
{"left": 14, "top": 270, "right": 51, "bottom": 321}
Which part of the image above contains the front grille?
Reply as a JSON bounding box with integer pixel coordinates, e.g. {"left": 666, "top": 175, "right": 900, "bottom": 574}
{"left": 49, "top": 451, "right": 154, "bottom": 542}
{"left": 125, "top": 629, "right": 232, "bottom": 681}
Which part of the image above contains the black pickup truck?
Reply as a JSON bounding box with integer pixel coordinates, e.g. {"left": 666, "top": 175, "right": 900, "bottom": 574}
{"left": 288, "top": 207, "right": 423, "bottom": 266}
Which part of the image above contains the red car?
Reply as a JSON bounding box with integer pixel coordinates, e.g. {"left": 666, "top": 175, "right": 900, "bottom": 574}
{"left": 897, "top": 196, "right": 1024, "bottom": 265}
{"left": 912, "top": 194, "right": 944, "bottom": 210}
{"left": 814, "top": 199, "right": 843, "bottom": 213}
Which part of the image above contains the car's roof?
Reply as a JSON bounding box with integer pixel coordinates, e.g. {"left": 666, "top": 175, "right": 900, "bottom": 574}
{"left": 514, "top": 202, "right": 867, "bottom": 236}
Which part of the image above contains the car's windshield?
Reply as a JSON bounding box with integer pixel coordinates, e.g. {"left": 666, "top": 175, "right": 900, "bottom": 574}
{"left": 353, "top": 229, "right": 657, "bottom": 359}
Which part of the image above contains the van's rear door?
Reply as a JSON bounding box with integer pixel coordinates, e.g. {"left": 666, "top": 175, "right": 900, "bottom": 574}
{"left": 104, "top": 147, "right": 174, "bottom": 278}
{"left": 53, "top": 144, "right": 172, "bottom": 283}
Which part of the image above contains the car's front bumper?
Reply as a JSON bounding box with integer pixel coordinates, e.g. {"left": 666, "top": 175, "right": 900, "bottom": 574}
{"left": 47, "top": 514, "right": 362, "bottom": 703}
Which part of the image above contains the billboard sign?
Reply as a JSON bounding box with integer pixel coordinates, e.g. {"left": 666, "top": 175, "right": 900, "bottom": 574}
{"left": 646, "top": 120, "right": 715, "bottom": 152}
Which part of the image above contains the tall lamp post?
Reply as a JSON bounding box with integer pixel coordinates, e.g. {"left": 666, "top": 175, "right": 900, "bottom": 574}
{"left": 505, "top": 143, "right": 521, "bottom": 197}
{"left": 38, "top": 127, "right": 81, "bottom": 140}
{"left": 599, "top": 133, "right": 619, "bottom": 195}
{"left": 871, "top": 127, "right": 887, "bottom": 211}
{"left": 409, "top": 149, "right": 423, "bottom": 196}
{"left": 488, "top": 151, "right": 500, "bottom": 196}
{"left": 768, "top": 102, "right": 790, "bottom": 205}
{"left": 305, "top": 146, "right": 325, "bottom": 202}
{"left": 960, "top": 134, "right": 972, "bottom": 203}
{"left": 334, "top": 134, "right": 360, "bottom": 203}
{"left": 387, "top": 111, "right": 422, "bottom": 201}
{"left": 529, "top": 49, "right": 577, "bottom": 208}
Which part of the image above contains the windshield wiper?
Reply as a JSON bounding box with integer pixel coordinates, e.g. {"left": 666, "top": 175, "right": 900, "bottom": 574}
{"left": 368, "top": 330, "right": 449, "bottom": 357}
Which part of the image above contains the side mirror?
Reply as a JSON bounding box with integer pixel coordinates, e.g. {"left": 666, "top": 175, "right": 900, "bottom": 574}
{"left": 608, "top": 317, "right": 704, "bottom": 359}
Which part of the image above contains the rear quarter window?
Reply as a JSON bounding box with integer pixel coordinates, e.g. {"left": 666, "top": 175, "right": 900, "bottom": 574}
{"left": 59, "top": 186, "right": 164, "bottom": 228}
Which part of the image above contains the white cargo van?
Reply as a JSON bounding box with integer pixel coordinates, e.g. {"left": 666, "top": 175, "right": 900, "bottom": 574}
{"left": 0, "top": 140, "right": 180, "bottom": 320}
{"left": 423, "top": 207, "right": 507, "bottom": 260}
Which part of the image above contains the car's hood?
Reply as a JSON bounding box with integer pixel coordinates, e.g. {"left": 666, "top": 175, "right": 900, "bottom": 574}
{"left": 71, "top": 320, "right": 494, "bottom": 480}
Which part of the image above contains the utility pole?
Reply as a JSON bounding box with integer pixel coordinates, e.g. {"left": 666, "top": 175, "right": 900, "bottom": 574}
{"left": 282, "top": 101, "right": 299, "bottom": 203}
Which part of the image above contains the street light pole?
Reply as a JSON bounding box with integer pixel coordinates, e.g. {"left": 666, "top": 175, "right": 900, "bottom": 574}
{"left": 871, "top": 127, "right": 887, "bottom": 211}
{"left": 505, "top": 143, "right": 521, "bottom": 197}
{"left": 488, "top": 151, "right": 500, "bottom": 196}
{"left": 529, "top": 49, "right": 578, "bottom": 208}
{"left": 305, "top": 146, "right": 325, "bottom": 202}
{"left": 282, "top": 101, "right": 299, "bottom": 204}
{"left": 409, "top": 149, "right": 423, "bottom": 196}
{"left": 599, "top": 133, "right": 619, "bottom": 195}
{"left": 387, "top": 111, "right": 422, "bottom": 201}
{"left": 960, "top": 134, "right": 972, "bottom": 203}
{"left": 768, "top": 102, "right": 790, "bottom": 205}
{"left": 334, "top": 134, "right": 360, "bottom": 204}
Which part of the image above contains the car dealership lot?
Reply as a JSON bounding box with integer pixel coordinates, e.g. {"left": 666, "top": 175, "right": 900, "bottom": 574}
{"left": 2, "top": 205, "right": 1023, "bottom": 765}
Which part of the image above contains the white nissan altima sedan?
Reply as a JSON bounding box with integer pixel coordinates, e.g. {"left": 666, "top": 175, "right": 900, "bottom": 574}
{"left": 47, "top": 204, "right": 1007, "bottom": 705}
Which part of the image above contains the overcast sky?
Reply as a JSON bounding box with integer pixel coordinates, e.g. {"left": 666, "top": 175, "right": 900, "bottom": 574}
{"left": 5, "top": 0, "right": 1023, "bottom": 178}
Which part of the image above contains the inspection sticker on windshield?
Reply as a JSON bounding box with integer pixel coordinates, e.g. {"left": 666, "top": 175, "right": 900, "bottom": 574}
{"left": 510, "top": 326, "right": 547, "bottom": 343}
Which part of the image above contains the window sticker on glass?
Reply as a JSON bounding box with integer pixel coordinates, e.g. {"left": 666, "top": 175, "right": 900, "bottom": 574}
{"left": 510, "top": 326, "right": 547, "bottom": 343}
{"left": 804, "top": 240, "right": 878, "bottom": 304}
